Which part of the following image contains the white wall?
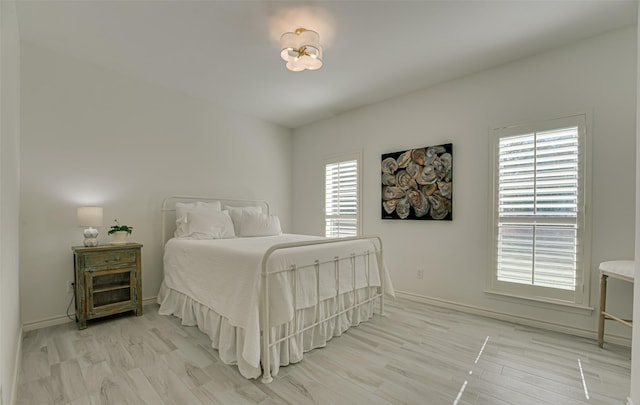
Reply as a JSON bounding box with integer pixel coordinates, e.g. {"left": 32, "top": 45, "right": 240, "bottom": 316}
{"left": 20, "top": 42, "right": 293, "bottom": 327}
{"left": 631, "top": 4, "right": 640, "bottom": 404}
{"left": 293, "top": 26, "right": 637, "bottom": 341}
{"left": 0, "top": 1, "right": 21, "bottom": 403}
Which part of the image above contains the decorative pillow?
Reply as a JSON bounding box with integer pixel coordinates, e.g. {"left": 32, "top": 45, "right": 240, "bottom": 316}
{"left": 175, "top": 201, "right": 222, "bottom": 238}
{"left": 225, "top": 205, "right": 262, "bottom": 235}
{"left": 181, "top": 210, "right": 235, "bottom": 239}
{"left": 239, "top": 210, "right": 282, "bottom": 237}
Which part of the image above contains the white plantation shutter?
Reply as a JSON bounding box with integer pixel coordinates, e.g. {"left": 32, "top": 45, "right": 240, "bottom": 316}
{"left": 325, "top": 155, "right": 360, "bottom": 237}
{"left": 490, "top": 115, "right": 589, "bottom": 305}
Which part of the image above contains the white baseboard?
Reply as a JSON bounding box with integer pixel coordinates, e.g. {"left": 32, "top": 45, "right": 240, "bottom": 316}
{"left": 22, "top": 296, "right": 158, "bottom": 332}
{"left": 395, "top": 290, "right": 632, "bottom": 347}
{"left": 22, "top": 313, "right": 73, "bottom": 332}
{"left": 9, "top": 326, "right": 22, "bottom": 405}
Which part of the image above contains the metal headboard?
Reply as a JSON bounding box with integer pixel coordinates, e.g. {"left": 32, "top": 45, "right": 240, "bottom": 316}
{"left": 161, "top": 195, "right": 270, "bottom": 249}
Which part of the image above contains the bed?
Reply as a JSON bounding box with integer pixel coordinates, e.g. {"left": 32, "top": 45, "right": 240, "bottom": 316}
{"left": 157, "top": 196, "right": 394, "bottom": 382}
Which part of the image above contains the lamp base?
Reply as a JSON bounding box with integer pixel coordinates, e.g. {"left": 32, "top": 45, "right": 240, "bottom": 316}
{"left": 83, "top": 227, "right": 99, "bottom": 247}
{"left": 83, "top": 237, "right": 99, "bottom": 247}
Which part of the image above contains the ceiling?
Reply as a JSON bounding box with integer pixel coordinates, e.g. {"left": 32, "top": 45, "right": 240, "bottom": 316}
{"left": 16, "top": 0, "right": 638, "bottom": 129}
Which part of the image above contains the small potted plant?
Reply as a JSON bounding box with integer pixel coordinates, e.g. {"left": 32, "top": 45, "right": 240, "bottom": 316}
{"left": 108, "top": 219, "right": 133, "bottom": 244}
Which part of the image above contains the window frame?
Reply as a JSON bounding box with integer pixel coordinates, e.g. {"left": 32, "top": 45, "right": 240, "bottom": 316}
{"left": 323, "top": 152, "right": 362, "bottom": 238}
{"left": 487, "top": 114, "right": 592, "bottom": 308}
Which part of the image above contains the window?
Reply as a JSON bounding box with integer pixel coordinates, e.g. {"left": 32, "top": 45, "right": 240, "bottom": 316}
{"left": 324, "top": 153, "right": 361, "bottom": 238}
{"left": 489, "top": 114, "right": 590, "bottom": 306}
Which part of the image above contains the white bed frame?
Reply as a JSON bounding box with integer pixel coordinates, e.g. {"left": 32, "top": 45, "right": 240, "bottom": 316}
{"left": 161, "top": 196, "right": 386, "bottom": 383}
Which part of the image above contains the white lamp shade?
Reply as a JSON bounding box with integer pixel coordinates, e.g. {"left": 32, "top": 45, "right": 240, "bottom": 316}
{"left": 77, "top": 206, "right": 103, "bottom": 227}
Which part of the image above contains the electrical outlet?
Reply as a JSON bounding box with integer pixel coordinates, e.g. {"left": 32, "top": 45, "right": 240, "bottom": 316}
{"left": 417, "top": 269, "right": 424, "bottom": 279}
{"left": 67, "top": 280, "right": 74, "bottom": 294}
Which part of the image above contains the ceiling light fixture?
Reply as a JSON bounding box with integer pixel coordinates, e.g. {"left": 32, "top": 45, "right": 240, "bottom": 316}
{"left": 280, "top": 28, "right": 323, "bottom": 72}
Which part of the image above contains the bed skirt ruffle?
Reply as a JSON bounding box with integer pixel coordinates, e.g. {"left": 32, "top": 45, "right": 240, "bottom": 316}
{"left": 156, "top": 281, "right": 378, "bottom": 379}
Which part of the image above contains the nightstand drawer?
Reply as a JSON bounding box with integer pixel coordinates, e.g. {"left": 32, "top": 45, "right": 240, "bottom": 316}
{"left": 84, "top": 250, "right": 136, "bottom": 268}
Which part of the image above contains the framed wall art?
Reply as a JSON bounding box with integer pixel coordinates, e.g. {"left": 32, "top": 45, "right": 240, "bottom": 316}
{"left": 381, "top": 143, "right": 452, "bottom": 221}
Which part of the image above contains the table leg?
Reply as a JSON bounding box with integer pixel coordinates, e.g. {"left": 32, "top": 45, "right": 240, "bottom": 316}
{"left": 597, "top": 273, "right": 607, "bottom": 348}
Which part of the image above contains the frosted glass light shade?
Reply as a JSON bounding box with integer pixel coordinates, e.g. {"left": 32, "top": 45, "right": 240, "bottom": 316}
{"left": 77, "top": 206, "right": 103, "bottom": 227}
{"left": 280, "top": 28, "right": 323, "bottom": 72}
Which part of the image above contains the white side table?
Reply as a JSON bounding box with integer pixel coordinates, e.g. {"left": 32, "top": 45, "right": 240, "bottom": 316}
{"left": 597, "top": 260, "right": 634, "bottom": 348}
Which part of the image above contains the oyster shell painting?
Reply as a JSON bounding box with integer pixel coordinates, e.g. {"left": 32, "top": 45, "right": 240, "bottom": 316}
{"left": 381, "top": 143, "right": 452, "bottom": 220}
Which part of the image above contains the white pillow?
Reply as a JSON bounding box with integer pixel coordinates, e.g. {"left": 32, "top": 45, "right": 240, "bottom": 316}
{"left": 239, "top": 211, "right": 282, "bottom": 237}
{"left": 182, "top": 210, "right": 235, "bottom": 239}
{"left": 175, "top": 201, "right": 222, "bottom": 238}
{"left": 225, "top": 205, "right": 262, "bottom": 235}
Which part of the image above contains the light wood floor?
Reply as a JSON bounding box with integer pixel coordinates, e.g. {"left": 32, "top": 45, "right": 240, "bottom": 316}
{"left": 16, "top": 298, "right": 631, "bottom": 404}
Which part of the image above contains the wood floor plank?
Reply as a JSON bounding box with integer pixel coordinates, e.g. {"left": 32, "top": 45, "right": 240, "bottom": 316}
{"left": 79, "top": 360, "right": 112, "bottom": 394}
{"left": 16, "top": 298, "right": 631, "bottom": 404}
{"left": 125, "top": 367, "right": 167, "bottom": 405}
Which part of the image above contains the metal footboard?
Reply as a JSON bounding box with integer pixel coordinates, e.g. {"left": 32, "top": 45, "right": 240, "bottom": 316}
{"left": 259, "top": 235, "right": 385, "bottom": 383}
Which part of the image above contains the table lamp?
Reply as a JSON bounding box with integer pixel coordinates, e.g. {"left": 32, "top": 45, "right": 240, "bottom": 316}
{"left": 77, "top": 206, "right": 103, "bottom": 247}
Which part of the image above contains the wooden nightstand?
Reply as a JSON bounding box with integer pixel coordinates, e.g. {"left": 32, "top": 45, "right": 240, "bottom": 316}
{"left": 72, "top": 243, "right": 143, "bottom": 329}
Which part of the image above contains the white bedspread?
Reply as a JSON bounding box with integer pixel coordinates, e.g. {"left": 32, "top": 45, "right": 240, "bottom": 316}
{"left": 163, "top": 233, "right": 393, "bottom": 369}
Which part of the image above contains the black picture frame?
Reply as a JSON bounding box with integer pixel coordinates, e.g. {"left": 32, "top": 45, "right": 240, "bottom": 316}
{"left": 381, "top": 143, "right": 453, "bottom": 221}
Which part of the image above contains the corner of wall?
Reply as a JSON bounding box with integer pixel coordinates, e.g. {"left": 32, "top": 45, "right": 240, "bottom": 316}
{"left": 631, "top": 5, "right": 640, "bottom": 405}
{"left": 1, "top": 1, "right": 22, "bottom": 404}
